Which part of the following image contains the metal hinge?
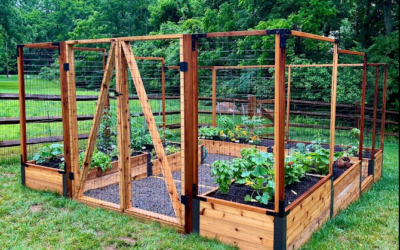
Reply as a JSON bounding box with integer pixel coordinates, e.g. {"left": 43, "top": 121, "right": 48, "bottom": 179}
{"left": 192, "top": 33, "right": 207, "bottom": 51}
{"left": 63, "top": 63, "right": 70, "bottom": 71}
{"left": 180, "top": 62, "right": 188, "bottom": 72}
{"left": 181, "top": 195, "right": 189, "bottom": 205}
{"left": 69, "top": 172, "right": 74, "bottom": 180}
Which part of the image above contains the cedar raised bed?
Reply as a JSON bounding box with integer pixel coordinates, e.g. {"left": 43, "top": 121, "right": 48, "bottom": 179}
{"left": 23, "top": 161, "right": 67, "bottom": 196}
{"left": 24, "top": 147, "right": 203, "bottom": 194}
{"left": 197, "top": 142, "right": 377, "bottom": 250}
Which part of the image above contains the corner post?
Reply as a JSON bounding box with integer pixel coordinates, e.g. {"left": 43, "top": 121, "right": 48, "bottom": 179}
{"left": 59, "top": 42, "right": 73, "bottom": 198}
{"left": 359, "top": 55, "right": 368, "bottom": 161}
{"left": 329, "top": 42, "right": 339, "bottom": 174}
{"left": 212, "top": 67, "right": 217, "bottom": 127}
{"left": 273, "top": 30, "right": 288, "bottom": 214}
{"left": 17, "top": 45, "right": 27, "bottom": 164}
{"left": 380, "top": 65, "right": 388, "bottom": 151}
{"left": 286, "top": 66, "right": 292, "bottom": 142}
{"left": 182, "top": 34, "right": 199, "bottom": 233}
{"left": 371, "top": 66, "right": 379, "bottom": 160}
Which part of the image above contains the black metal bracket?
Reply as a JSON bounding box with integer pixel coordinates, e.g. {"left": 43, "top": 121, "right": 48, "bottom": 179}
{"left": 62, "top": 173, "right": 68, "bottom": 197}
{"left": 16, "top": 45, "right": 24, "bottom": 58}
{"left": 180, "top": 62, "right": 188, "bottom": 72}
{"left": 335, "top": 38, "right": 340, "bottom": 44}
{"left": 51, "top": 42, "right": 61, "bottom": 55}
{"left": 181, "top": 195, "right": 190, "bottom": 205}
{"left": 368, "top": 159, "right": 375, "bottom": 178}
{"left": 266, "top": 29, "right": 292, "bottom": 49}
{"left": 114, "top": 91, "right": 123, "bottom": 97}
{"left": 330, "top": 177, "right": 334, "bottom": 219}
{"left": 147, "top": 153, "right": 153, "bottom": 177}
{"left": 63, "top": 63, "right": 70, "bottom": 71}
{"left": 69, "top": 172, "right": 75, "bottom": 181}
{"left": 163, "top": 66, "right": 169, "bottom": 71}
{"left": 192, "top": 33, "right": 207, "bottom": 51}
{"left": 274, "top": 215, "right": 287, "bottom": 250}
{"left": 192, "top": 183, "right": 207, "bottom": 201}
{"left": 266, "top": 200, "right": 290, "bottom": 218}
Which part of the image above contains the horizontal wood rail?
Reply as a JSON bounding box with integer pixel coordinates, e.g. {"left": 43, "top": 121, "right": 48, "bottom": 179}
{"left": 0, "top": 93, "right": 99, "bottom": 101}
{"left": 0, "top": 134, "right": 89, "bottom": 148}
{"left": 291, "top": 31, "right": 336, "bottom": 43}
{"left": 0, "top": 115, "right": 94, "bottom": 125}
{"left": 338, "top": 50, "right": 366, "bottom": 56}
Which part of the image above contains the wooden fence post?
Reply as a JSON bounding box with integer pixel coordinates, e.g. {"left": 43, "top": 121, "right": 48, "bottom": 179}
{"left": 17, "top": 46, "right": 27, "bottom": 164}
{"left": 274, "top": 33, "right": 286, "bottom": 213}
{"left": 359, "top": 56, "right": 368, "bottom": 161}
{"left": 182, "top": 34, "right": 199, "bottom": 233}
{"left": 380, "top": 65, "right": 388, "bottom": 151}
{"left": 371, "top": 66, "right": 379, "bottom": 160}
{"left": 329, "top": 42, "right": 339, "bottom": 175}
{"left": 248, "top": 95, "right": 257, "bottom": 118}
{"left": 59, "top": 42, "right": 73, "bottom": 198}
{"left": 286, "top": 66, "right": 292, "bottom": 142}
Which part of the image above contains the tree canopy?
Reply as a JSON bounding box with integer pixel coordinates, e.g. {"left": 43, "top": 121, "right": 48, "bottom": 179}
{"left": 0, "top": 0, "right": 398, "bottom": 109}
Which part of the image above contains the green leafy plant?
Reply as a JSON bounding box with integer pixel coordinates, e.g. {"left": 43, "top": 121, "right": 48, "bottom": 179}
{"left": 217, "top": 116, "right": 235, "bottom": 133}
{"left": 285, "top": 155, "right": 308, "bottom": 186}
{"left": 346, "top": 128, "right": 361, "bottom": 156}
{"left": 211, "top": 160, "right": 237, "bottom": 194}
{"left": 33, "top": 144, "right": 64, "bottom": 164}
{"left": 79, "top": 149, "right": 112, "bottom": 172}
{"left": 130, "top": 118, "right": 153, "bottom": 150}
{"left": 199, "top": 127, "right": 218, "bottom": 139}
{"left": 98, "top": 110, "right": 117, "bottom": 152}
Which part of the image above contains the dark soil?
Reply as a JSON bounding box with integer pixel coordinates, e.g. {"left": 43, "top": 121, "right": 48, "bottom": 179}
{"left": 38, "top": 158, "right": 64, "bottom": 170}
{"left": 210, "top": 176, "right": 321, "bottom": 209}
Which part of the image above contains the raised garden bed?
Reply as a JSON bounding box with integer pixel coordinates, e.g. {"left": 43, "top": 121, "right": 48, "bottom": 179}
{"left": 198, "top": 160, "right": 363, "bottom": 250}
{"left": 23, "top": 161, "right": 67, "bottom": 197}
{"left": 23, "top": 146, "right": 203, "bottom": 195}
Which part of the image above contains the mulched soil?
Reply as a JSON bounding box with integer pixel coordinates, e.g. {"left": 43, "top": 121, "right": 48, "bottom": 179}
{"left": 38, "top": 158, "right": 64, "bottom": 170}
{"left": 211, "top": 176, "right": 321, "bottom": 209}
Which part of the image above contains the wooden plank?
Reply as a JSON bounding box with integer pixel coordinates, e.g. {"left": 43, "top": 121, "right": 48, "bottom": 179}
{"left": 18, "top": 46, "right": 27, "bottom": 163}
{"left": 329, "top": 43, "right": 339, "bottom": 174}
{"left": 374, "top": 151, "right": 383, "bottom": 182}
{"left": 201, "top": 139, "right": 269, "bottom": 158}
{"left": 23, "top": 43, "right": 56, "bottom": 49}
{"left": 198, "top": 195, "right": 271, "bottom": 215}
{"left": 381, "top": 66, "right": 388, "bottom": 150}
{"left": 25, "top": 167, "right": 63, "bottom": 185}
{"left": 66, "top": 38, "right": 117, "bottom": 45}
{"left": 361, "top": 175, "right": 374, "bottom": 195}
{"left": 78, "top": 42, "right": 116, "bottom": 197}
{"left": 359, "top": 55, "right": 368, "bottom": 160}
{"left": 201, "top": 230, "right": 271, "bottom": 250}
{"left": 73, "top": 47, "right": 106, "bottom": 52}
{"left": 0, "top": 115, "right": 94, "bottom": 125}
{"left": 59, "top": 42, "right": 73, "bottom": 198}
{"left": 338, "top": 50, "right": 366, "bottom": 56}
{"left": 122, "top": 41, "right": 182, "bottom": 222}
{"left": 66, "top": 44, "right": 80, "bottom": 199}
{"left": 126, "top": 207, "right": 179, "bottom": 225}
{"left": 200, "top": 216, "right": 274, "bottom": 248}
{"left": 117, "top": 41, "right": 132, "bottom": 210}
{"left": 118, "top": 34, "right": 183, "bottom": 42}
{"left": 212, "top": 68, "right": 217, "bottom": 127}
{"left": 0, "top": 93, "right": 98, "bottom": 101}
{"left": 286, "top": 66, "right": 292, "bottom": 142}
{"left": 291, "top": 31, "right": 336, "bottom": 43}
{"left": 200, "top": 201, "right": 274, "bottom": 231}
{"left": 206, "top": 30, "right": 267, "bottom": 38}
{"left": 26, "top": 177, "right": 63, "bottom": 195}
{"left": 274, "top": 33, "right": 286, "bottom": 212}
{"left": 161, "top": 59, "right": 166, "bottom": 130}
{"left": 79, "top": 196, "right": 121, "bottom": 211}
{"left": 371, "top": 66, "right": 379, "bottom": 159}
{"left": 181, "top": 34, "right": 199, "bottom": 230}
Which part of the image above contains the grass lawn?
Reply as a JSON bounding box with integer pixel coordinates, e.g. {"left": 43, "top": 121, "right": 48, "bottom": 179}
{"left": 0, "top": 141, "right": 398, "bottom": 249}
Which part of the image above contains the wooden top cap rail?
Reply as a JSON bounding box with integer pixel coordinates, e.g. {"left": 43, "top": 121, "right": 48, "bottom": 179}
{"left": 338, "top": 50, "right": 366, "bottom": 56}
{"left": 291, "top": 31, "right": 336, "bottom": 43}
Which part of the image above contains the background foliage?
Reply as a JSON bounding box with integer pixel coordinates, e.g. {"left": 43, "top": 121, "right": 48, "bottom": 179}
{"left": 0, "top": 0, "right": 398, "bottom": 109}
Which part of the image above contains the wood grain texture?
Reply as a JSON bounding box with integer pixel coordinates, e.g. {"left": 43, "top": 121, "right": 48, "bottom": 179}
{"left": 361, "top": 176, "right": 374, "bottom": 195}
{"left": 199, "top": 201, "right": 274, "bottom": 250}
{"left": 286, "top": 178, "right": 331, "bottom": 249}
{"left": 78, "top": 42, "right": 116, "bottom": 197}
{"left": 333, "top": 161, "right": 361, "bottom": 217}
{"left": 201, "top": 139, "right": 269, "bottom": 158}
{"left": 374, "top": 150, "right": 383, "bottom": 183}
{"left": 18, "top": 47, "right": 27, "bottom": 163}
{"left": 291, "top": 31, "right": 336, "bottom": 43}
{"left": 121, "top": 41, "right": 182, "bottom": 222}
{"left": 329, "top": 43, "right": 339, "bottom": 174}
{"left": 25, "top": 165, "right": 63, "bottom": 195}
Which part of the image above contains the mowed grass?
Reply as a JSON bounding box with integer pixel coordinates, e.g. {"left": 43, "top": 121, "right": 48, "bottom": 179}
{"left": 301, "top": 142, "right": 399, "bottom": 250}
{"left": 0, "top": 141, "right": 398, "bottom": 249}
